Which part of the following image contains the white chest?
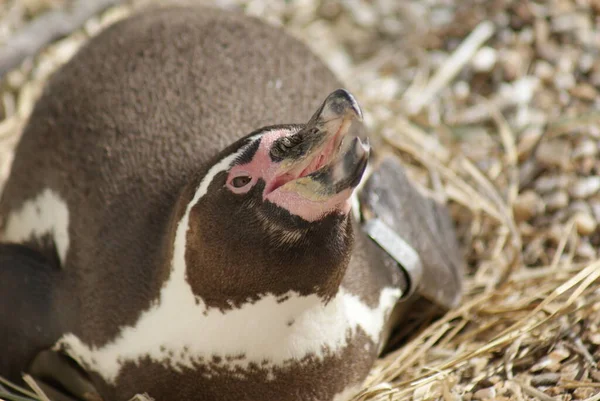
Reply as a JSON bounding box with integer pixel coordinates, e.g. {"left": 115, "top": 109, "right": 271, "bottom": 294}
{"left": 57, "top": 284, "right": 401, "bottom": 384}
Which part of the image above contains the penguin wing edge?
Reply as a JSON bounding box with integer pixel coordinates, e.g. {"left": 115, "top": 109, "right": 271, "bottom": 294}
{"left": 359, "top": 155, "right": 465, "bottom": 310}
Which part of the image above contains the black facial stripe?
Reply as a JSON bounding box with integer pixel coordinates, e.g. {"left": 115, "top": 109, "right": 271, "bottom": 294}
{"left": 232, "top": 124, "right": 303, "bottom": 165}
{"left": 235, "top": 137, "right": 262, "bottom": 165}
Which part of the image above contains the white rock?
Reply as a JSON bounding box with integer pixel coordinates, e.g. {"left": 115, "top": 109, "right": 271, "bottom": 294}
{"left": 512, "top": 76, "right": 540, "bottom": 105}
{"left": 472, "top": 46, "right": 497, "bottom": 72}
{"left": 454, "top": 81, "right": 470, "bottom": 100}
{"left": 573, "top": 140, "right": 598, "bottom": 159}
{"left": 569, "top": 176, "right": 600, "bottom": 199}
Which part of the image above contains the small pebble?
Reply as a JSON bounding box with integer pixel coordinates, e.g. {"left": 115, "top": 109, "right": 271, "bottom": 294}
{"left": 536, "top": 140, "right": 572, "bottom": 169}
{"left": 569, "top": 176, "right": 600, "bottom": 199}
{"left": 573, "top": 140, "right": 598, "bottom": 159}
{"left": 548, "top": 222, "right": 567, "bottom": 244}
{"left": 517, "top": 127, "right": 543, "bottom": 156}
{"left": 5, "top": 69, "right": 27, "bottom": 90}
{"left": 500, "top": 50, "right": 523, "bottom": 80}
{"left": 577, "top": 241, "right": 596, "bottom": 259}
{"left": 473, "top": 387, "right": 496, "bottom": 400}
{"left": 535, "top": 174, "right": 571, "bottom": 193}
{"left": 579, "top": 52, "right": 595, "bottom": 73}
{"left": 534, "top": 60, "right": 555, "bottom": 82}
{"left": 513, "top": 190, "right": 544, "bottom": 221}
{"left": 512, "top": 76, "right": 539, "bottom": 104}
{"left": 345, "top": 0, "right": 377, "bottom": 27}
{"left": 472, "top": 47, "right": 498, "bottom": 72}
{"left": 454, "top": 81, "right": 470, "bottom": 101}
{"left": 569, "top": 200, "right": 592, "bottom": 215}
{"left": 554, "top": 72, "right": 576, "bottom": 90}
{"left": 530, "top": 372, "right": 560, "bottom": 386}
{"left": 570, "top": 83, "right": 598, "bottom": 101}
{"left": 550, "top": 348, "right": 571, "bottom": 362}
{"left": 545, "top": 191, "right": 569, "bottom": 211}
{"left": 574, "top": 212, "right": 598, "bottom": 235}
{"left": 589, "top": 334, "right": 600, "bottom": 345}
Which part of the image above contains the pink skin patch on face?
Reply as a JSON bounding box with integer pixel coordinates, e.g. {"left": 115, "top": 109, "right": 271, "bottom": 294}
{"left": 226, "top": 129, "right": 354, "bottom": 222}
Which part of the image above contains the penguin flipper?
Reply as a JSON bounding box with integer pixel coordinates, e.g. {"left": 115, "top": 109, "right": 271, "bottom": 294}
{"left": 0, "top": 243, "right": 65, "bottom": 382}
{"left": 29, "top": 350, "right": 102, "bottom": 401}
{"left": 359, "top": 155, "right": 464, "bottom": 310}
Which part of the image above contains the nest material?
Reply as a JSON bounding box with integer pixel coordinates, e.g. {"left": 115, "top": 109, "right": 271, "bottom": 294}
{"left": 1, "top": 0, "right": 600, "bottom": 400}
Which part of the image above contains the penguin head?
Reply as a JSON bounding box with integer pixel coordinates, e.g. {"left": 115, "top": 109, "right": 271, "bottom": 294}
{"left": 184, "top": 89, "right": 369, "bottom": 308}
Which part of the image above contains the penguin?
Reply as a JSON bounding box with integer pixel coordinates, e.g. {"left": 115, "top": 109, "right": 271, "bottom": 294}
{"left": 0, "top": 5, "right": 463, "bottom": 401}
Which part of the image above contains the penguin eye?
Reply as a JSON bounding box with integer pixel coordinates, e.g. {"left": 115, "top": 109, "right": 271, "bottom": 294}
{"left": 231, "top": 175, "right": 252, "bottom": 188}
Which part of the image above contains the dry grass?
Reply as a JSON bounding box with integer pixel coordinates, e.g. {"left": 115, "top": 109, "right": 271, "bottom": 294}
{"left": 2, "top": 0, "right": 600, "bottom": 400}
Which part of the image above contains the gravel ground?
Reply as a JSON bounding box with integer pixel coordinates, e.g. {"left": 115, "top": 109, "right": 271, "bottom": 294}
{"left": 2, "top": 1, "right": 600, "bottom": 400}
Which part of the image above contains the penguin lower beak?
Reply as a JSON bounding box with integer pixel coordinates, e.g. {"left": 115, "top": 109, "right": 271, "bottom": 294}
{"left": 264, "top": 89, "right": 369, "bottom": 220}
{"left": 279, "top": 136, "right": 370, "bottom": 201}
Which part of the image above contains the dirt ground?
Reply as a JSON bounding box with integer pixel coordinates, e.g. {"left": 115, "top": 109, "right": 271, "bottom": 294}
{"left": 1, "top": 1, "right": 600, "bottom": 400}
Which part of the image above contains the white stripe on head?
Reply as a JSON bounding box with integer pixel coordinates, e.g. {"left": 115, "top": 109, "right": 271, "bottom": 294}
{"left": 55, "top": 133, "right": 402, "bottom": 387}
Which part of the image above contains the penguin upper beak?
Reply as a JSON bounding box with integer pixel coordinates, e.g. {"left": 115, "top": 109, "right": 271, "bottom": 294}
{"left": 270, "top": 89, "right": 364, "bottom": 173}
{"left": 264, "top": 89, "right": 369, "bottom": 217}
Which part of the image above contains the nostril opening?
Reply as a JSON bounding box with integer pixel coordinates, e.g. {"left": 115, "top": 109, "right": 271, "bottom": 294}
{"left": 270, "top": 133, "right": 310, "bottom": 162}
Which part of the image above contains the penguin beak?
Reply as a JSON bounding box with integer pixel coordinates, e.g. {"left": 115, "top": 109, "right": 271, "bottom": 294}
{"left": 270, "top": 88, "right": 364, "bottom": 170}
{"left": 264, "top": 89, "right": 369, "bottom": 217}
{"left": 278, "top": 136, "right": 369, "bottom": 201}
